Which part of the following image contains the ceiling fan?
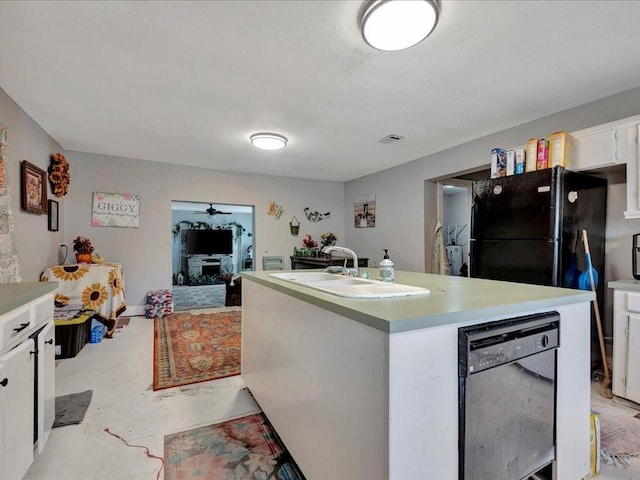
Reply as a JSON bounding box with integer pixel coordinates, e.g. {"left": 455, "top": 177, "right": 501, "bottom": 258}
{"left": 194, "top": 203, "right": 232, "bottom": 216}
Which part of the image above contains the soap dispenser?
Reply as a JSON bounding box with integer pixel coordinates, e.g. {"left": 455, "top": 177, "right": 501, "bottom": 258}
{"left": 380, "top": 249, "right": 394, "bottom": 282}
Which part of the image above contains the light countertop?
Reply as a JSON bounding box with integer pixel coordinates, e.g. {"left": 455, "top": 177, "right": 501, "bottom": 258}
{"left": 243, "top": 268, "right": 593, "bottom": 333}
{"left": 608, "top": 279, "right": 640, "bottom": 291}
{"left": 0, "top": 282, "right": 57, "bottom": 317}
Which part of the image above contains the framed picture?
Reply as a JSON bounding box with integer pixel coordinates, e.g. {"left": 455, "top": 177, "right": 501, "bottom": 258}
{"left": 21, "top": 160, "right": 48, "bottom": 215}
{"left": 48, "top": 199, "right": 58, "bottom": 231}
{"left": 354, "top": 193, "right": 375, "bottom": 228}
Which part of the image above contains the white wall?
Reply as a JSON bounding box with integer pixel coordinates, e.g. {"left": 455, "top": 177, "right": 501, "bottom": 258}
{"left": 0, "top": 88, "right": 64, "bottom": 281}
{"left": 61, "top": 151, "right": 345, "bottom": 308}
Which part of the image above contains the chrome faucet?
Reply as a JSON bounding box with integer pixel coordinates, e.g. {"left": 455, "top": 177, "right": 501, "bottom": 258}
{"left": 321, "top": 245, "right": 359, "bottom": 277}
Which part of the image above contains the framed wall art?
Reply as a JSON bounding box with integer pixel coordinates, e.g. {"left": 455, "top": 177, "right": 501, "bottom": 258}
{"left": 47, "top": 199, "right": 59, "bottom": 231}
{"left": 355, "top": 193, "right": 375, "bottom": 228}
{"left": 21, "top": 160, "right": 48, "bottom": 215}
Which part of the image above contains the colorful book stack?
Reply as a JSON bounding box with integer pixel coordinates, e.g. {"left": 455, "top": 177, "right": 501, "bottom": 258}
{"left": 145, "top": 289, "right": 174, "bottom": 318}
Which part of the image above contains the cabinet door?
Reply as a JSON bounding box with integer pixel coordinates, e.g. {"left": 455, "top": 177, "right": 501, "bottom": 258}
{"left": 625, "top": 124, "right": 640, "bottom": 218}
{"left": 626, "top": 314, "right": 640, "bottom": 402}
{"left": 573, "top": 124, "right": 626, "bottom": 171}
{"left": 37, "top": 320, "right": 55, "bottom": 454}
{"left": 1, "top": 339, "right": 35, "bottom": 480}
{"left": 612, "top": 306, "right": 629, "bottom": 398}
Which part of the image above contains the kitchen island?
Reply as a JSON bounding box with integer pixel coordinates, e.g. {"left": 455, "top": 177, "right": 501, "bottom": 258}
{"left": 241, "top": 269, "right": 593, "bottom": 479}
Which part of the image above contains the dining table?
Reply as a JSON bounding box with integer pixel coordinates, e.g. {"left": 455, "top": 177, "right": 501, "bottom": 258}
{"left": 41, "top": 262, "right": 126, "bottom": 337}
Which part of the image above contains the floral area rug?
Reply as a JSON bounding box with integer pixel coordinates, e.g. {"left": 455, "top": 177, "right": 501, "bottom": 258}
{"left": 153, "top": 307, "right": 241, "bottom": 390}
{"left": 164, "top": 413, "right": 304, "bottom": 480}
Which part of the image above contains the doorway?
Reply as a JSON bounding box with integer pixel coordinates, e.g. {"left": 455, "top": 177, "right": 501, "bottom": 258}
{"left": 171, "top": 200, "right": 254, "bottom": 310}
{"left": 441, "top": 180, "right": 472, "bottom": 276}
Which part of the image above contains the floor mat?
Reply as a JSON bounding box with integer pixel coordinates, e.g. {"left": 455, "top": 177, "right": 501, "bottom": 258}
{"left": 164, "top": 413, "right": 304, "bottom": 480}
{"left": 172, "top": 284, "right": 226, "bottom": 310}
{"left": 153, "top": 307, "right": 241, "bottom": 390}
{"left": 592, "top": 394, "right": 640, "bottom": 465}
{"left": 53, "top": 390, "right": 93, "bottom": 427}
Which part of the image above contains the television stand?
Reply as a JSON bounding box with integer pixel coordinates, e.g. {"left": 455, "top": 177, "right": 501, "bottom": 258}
{"left": 188, "top": 255, "right": 233, "bottom": 278}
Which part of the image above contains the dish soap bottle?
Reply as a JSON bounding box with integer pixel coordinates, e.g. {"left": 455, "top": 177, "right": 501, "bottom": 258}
{"left": 380, "top": 249, "right": 394, "bottom": 282}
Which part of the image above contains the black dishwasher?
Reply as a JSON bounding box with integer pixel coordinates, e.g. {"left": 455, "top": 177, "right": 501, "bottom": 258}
{"left": 458, "top": 312, "right": 560, "bottom": 480}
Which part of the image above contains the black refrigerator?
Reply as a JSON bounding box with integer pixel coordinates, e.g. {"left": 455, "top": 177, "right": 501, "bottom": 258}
{"left": 470, "top": 166, "right": 607, "bottom": 366}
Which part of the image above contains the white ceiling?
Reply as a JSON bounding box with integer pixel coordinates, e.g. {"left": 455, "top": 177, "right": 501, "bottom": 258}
{"left": 2, "top": 1, "right": 640, "bottom": 182}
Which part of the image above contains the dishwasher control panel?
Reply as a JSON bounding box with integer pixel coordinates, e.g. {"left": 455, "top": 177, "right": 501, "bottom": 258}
{"left": 458, "top": 311, "right": 560, "bottom": 376}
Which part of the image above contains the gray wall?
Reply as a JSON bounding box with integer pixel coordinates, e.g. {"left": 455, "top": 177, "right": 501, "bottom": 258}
{"left": 61, "top": 151, "right": 345, "bottom": 309}
{"left": 0, "top": 88, "right": 64, "bottom": 280}
{"left": 5, "top": 80, "right": 640, "bottom": 334}
{"left": 344, "top": 87, "right": 640, "bottom": 338}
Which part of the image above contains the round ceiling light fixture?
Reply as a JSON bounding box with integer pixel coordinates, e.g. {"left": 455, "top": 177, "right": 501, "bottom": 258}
{"left": 361, "top": 0, "right": 439, "bottom": 52}
{"left": 250, "top": 133, "right": 288, "bottom": 150}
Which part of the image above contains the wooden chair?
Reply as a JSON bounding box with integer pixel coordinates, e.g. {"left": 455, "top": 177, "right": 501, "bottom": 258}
{"left": 262, "top": 256, "right": 284, "bottom": 270}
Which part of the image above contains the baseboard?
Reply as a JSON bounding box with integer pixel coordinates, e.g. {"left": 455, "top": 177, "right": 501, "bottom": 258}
{"left": 123, "top": 305, "right": 145, "bottom": 317}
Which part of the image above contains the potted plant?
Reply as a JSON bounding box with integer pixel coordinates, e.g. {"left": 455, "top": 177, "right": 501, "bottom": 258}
{"left": 320, "top": 232, "right": 337, "bottom": 249}
{"left": 72, "top": 236, "right": 94, "bottom": 263}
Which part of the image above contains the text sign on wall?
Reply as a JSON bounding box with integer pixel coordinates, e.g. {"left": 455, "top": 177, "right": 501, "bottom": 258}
{"left": 91, "top": 192, "right": 140, "bottom": 228}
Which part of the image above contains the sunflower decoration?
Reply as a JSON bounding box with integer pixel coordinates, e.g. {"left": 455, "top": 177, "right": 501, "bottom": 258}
{"left": 108, "top": 269, "right": 123, "bottom": 296}
{"left": 81, "top": 282, "right": 108, "bottom": 310}
{"left": 48, "top": 152, "right": 71, "bottom": 197}
{"left": 49, "top": 265, "right": 90, "bottom": 281}
{"left": 54, "top": 293, "right": 70, "bottom": 308}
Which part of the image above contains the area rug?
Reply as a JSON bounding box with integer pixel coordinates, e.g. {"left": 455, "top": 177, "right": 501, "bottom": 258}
{"left": 153, "top": 307, "right": 241, "bottom": 390}
{"left": 172, "top": 284, "right": 226, "bottom": 311}
{"left": 164, "top": 413, "right": 304, "bottom": 480}
{"left": 592, "top": 397, "right": 640, "bottom": 465}
{"left": 53, "top": 390, "right": 93, "bottom": 427}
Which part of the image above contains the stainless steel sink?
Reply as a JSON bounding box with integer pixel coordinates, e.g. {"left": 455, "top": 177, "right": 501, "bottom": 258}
{"left": 269, "top": 272, "right": 430, "bottom": 298}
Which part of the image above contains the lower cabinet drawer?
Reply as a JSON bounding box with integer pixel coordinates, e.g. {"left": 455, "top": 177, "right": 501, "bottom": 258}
{"left": 627, "top": 291, "right": 640, "bottom": 313}
{"left": 0, "top": 305, "right": 31, "bottom": 352}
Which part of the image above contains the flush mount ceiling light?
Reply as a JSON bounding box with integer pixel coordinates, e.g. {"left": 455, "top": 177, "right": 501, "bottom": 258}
{"left": 250, "top": 133, "right": 288, "bottom": 150}
{"left": 361, "top": 0, "right": 439, "bottom": 51}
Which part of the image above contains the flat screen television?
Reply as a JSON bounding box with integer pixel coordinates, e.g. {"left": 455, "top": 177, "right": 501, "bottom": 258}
{"left": 186, "top": 229, "right": 233, "bottom": 255}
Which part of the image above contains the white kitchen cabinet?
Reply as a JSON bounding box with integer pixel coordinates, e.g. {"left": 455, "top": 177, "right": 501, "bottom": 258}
{"left": 36, "top": 319, "right": 55, "bottom": 454}
{"left": 610, "top": 284, "right": 640, "bottom": 402}
{"left": 0, "top": 284, "right": 56, "bottom": 479}
{"left": 624, "top": 124, "right": 640, "bottom": 218}
{"left": 572, "top": 120, "right": 628, "bottom": 171}
{"left": 571, "top": 114, "right": 640, "bottom": 219}
{"left": 0, "top": 339, "right": 35, "bottom": 480}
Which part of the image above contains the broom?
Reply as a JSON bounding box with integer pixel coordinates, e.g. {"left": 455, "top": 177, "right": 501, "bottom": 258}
{"left": 581, "top": 230, "right": 613, "bottom": 398}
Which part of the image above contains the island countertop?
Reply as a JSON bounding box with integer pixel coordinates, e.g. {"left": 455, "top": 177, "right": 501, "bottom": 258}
{"left": 242, "top": 268, "right": 593, "bottom": 333}
{"left": 0, "top": 282, "right": 57, "bottom": 317}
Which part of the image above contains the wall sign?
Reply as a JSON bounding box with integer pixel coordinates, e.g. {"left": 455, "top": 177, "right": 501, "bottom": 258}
{"left": 91, "top": 192, "right": 140, "bottom": 228}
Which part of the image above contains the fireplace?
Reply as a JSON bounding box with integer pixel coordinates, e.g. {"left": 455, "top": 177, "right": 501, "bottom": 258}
{"left": 202, "top": 264, "right": 220, "bottom": 277}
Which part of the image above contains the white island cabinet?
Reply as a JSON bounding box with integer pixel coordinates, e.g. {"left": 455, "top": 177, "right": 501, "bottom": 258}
{"left": 608, "top": 280, "right": 640, "bottom": 403}
{"left": 0, "top": 282, "right": 57, "bottom": 480}
{"left": 242, "top": 269, "right": 594, "bottom": 480}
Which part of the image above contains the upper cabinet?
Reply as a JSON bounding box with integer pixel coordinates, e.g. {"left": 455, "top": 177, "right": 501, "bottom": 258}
{"left": 624, "top": 124, "right": 640, "bottom": 219}
{"left": 570, "top": 114, "right": 640, "bottom": 219}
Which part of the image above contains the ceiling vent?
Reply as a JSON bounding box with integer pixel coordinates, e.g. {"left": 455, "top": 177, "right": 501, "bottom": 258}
{"left": 378, "top": 134, "right": 405, "bottom": 144}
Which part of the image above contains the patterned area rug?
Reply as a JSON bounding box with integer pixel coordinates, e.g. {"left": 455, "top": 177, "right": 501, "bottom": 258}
{"left": 153, "top": 307, "right": 241, "bottom": 390}
{"left": 592, "top": 394, "right": 640, "bottom": 465}
{"left": 172, "top": 284, "right": 226, "bottom": 311}
{"left": 164, "top": 413, "right": 304, "bottom": 480}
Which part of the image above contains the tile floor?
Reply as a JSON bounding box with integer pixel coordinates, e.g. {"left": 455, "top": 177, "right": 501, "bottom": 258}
{"left": 24, "top": 316, "right": 640, "bottom": 480}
